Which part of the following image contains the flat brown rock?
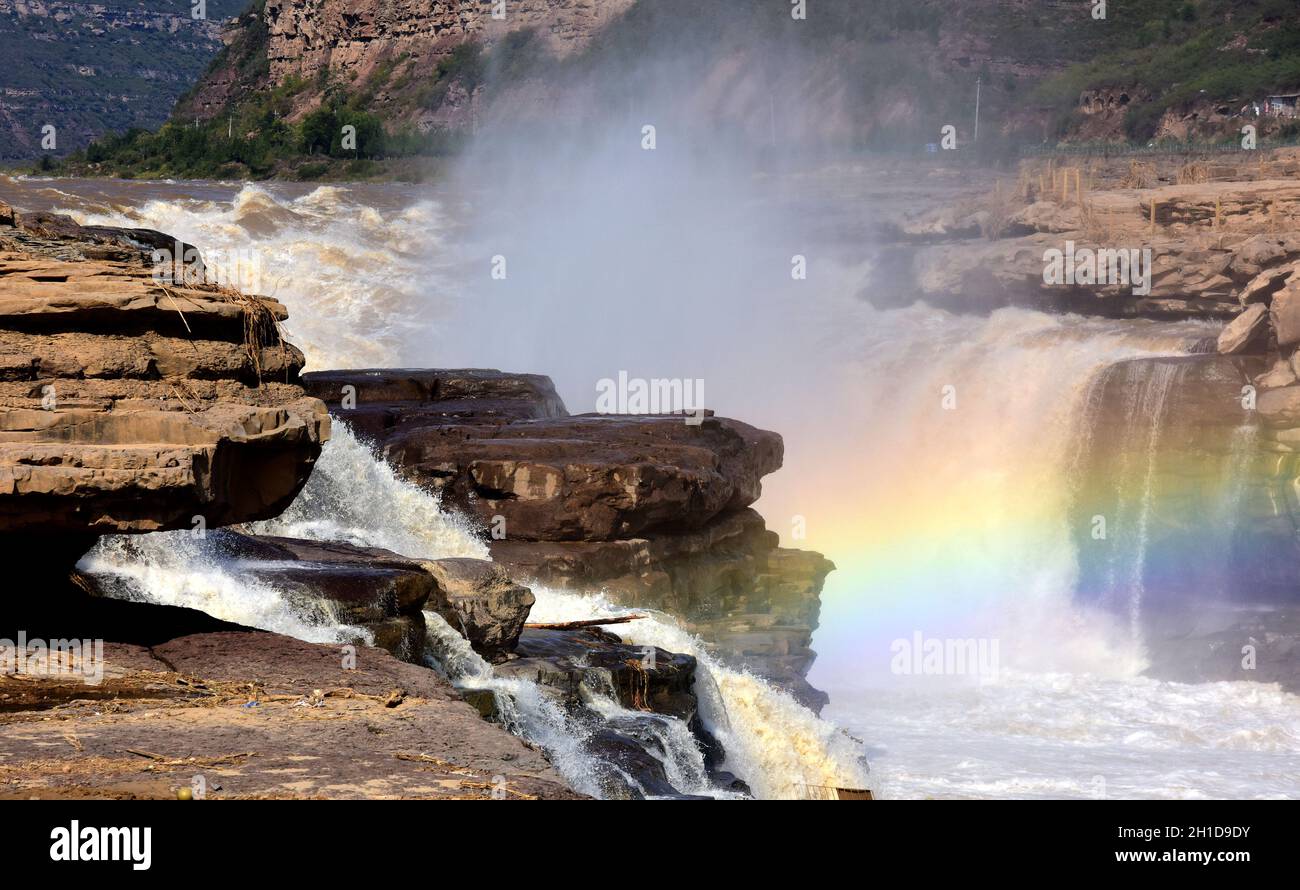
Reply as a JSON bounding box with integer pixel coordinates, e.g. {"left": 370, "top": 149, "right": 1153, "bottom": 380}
{"left": 0, "top": 630, "right": 579, "bottom": 800}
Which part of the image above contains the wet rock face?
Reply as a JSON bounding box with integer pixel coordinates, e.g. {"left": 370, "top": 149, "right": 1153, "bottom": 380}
{"left": 500, "top": 627, "right": 698, "bottom": 720}
{"left": 422, "top": 557, "right": 535, "bottom": 661}
{"left": 492, "top": 510, "right": 834, "bottom": 711}
{"left": 1140, "top": 602, "right": 1300, "bottom": 694}
{"left": 1073, "top": 353, "right": 1283, "bottom": 611}
{"left": 105, "top": 530, "right": 538, "bottom": 663}
{"left": 493, "top": 625, "right": 741, "bottom": 799}
{"left": 0, "top": 205, "right": 329, "bottom": 537}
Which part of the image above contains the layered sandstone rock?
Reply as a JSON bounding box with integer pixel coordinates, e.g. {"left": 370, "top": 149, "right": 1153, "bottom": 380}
{"left": 0, "top": 203, "right": 329, "bottom": 538}
{"left": 302, "top": 368, "right": 781, "bottom": 541}
{"left": 880, "top": 149, "right": 1300, "bottom": 319}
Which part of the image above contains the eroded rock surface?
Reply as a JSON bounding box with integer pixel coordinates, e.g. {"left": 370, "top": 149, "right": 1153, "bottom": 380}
{"left": 0, "top": 599, "right": 578, "bottom": 800}
{"left": 877, "top": 149, "right": 1300, "bottom": 320}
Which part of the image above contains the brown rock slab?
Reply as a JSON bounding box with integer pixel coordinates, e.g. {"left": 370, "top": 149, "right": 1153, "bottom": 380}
{"left": 0, "top": 630, "right": 579, "bottom": 800}
{"left": 1217, "top": 303, "right": 1270, "bottom": 355}
{"left": 304, "top": 368, "right": 783, "bottom": 541}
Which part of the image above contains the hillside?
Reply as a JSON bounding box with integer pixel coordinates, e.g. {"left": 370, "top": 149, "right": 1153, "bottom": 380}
{"left": 0, "top": 0, "right": 246, "bottom": 160}
{"left": 41, "top": 0, "right": 1300, "bottom": 179}
{"left": 1033, "top": 0, "right": 1300, "bottom": 143}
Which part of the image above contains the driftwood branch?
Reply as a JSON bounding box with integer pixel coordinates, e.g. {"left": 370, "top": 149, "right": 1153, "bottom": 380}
{"left": 523, "top": 615, "right": 647, "bottom": 630}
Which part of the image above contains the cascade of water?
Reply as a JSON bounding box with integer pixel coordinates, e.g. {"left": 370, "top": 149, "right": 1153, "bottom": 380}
{"left": 246, "top": 423, "right": 487, "bottom": 560}
{"left": 1104, "top": 362, "right": 1188, "bottom": 643}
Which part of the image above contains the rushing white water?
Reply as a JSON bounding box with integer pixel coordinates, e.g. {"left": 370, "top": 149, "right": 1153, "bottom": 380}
{"left": 1091, "top": 361, "right": 1190, "bottom": 643}
{"left": 422, "top": 609, "right": 739, "bottom": 799}
{"left": 524, "top": 585, "right": 870, "bottom": 800}
{"left": 23, "top": 179, "right": 460, "bottom": 371}
{"left": 81, "top": 533, "right": 372, "bottom": 645}
{"left": 828, "top": 675, "right": 1300, "bottom": 800}
{"left": 247, "top": 423, "right": 488, "bottom": 561}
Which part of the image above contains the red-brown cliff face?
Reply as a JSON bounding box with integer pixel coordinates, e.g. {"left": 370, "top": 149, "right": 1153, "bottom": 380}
{"left": 172, "top": 0, "right": 1082, "bottom": 149}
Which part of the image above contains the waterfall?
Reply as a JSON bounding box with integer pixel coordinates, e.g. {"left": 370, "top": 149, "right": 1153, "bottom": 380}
{"left": 80, "top": 532, "right": 370, "bottom": 645}
{"left": 78, "top": 413, "right": 866, "bottom": 798}
{"left": 523, "top": 585, "right": 871, "bottom": 800}
{"left": 1083, "top": 361, "right": 1189, "bottom": 644}
{"left": 421, "top": 610, "right": 737, "bottom": 799}
{"left": 1072, "top": 355, "right": 1266, "bottom": 642}
{"left": 246, "top": 423, "right": 488, "bottom": 560}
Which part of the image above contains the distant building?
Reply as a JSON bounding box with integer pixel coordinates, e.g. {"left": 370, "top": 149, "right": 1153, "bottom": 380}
{"left": 1264, "top": 94, "right": 1300, "bottom": 117}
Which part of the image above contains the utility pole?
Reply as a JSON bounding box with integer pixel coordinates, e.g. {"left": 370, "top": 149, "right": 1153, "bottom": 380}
{"left": 974, "top": 76, "right": 981, "bottom": 143}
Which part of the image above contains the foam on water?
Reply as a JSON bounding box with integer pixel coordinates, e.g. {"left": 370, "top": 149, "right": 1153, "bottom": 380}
{"left": 523, "top": 585, "right": 871, "bottom": 800}
{"left": 80, "top": 533, "right": 370, "bottom": 645}
{"left": 247, "top": 422, "right": 488, "bottom": 561}
{"left": 62, "top": 182, "right": 456, "bottom": 371}
{"left": 828, "top": 674, "right": 1300, "bottom": 799}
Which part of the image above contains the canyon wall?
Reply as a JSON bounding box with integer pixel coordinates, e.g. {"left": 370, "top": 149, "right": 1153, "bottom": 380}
{"left": 0, "top": 0, "right": 244, "bottom": 157}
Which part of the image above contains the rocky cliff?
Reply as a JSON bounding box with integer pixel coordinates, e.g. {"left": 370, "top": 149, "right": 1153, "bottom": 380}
{"left": 873, "top": 148, "right": 1300, "bottom": 319}
{"left": 0, "top": 201, "right": 328, "bottom": 576}
{"left": 169, "top": 0, "right": 1083, "bottom": 153}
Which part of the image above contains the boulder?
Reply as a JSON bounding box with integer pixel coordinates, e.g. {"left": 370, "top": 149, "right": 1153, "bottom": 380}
{"left": 421, "top": 557, "right": 534, "bottom": 660}
{"left": 1258, "top": 384, "right": 1300, "bottom": 427}
{"left": 1238, "top": 263, "right": 1295, "bottom": 305}
{"left": 1254, "top": 358, "right": 1297, "bottom": 390}
{"left": 1216, "top": 302, "right": 1270, "bottom": 354}
{"left": 1271, "top": 276, "right": 1300, "bottom": 348}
